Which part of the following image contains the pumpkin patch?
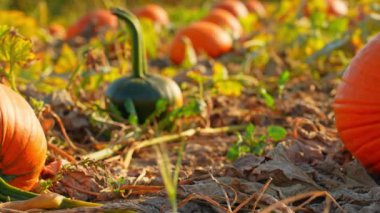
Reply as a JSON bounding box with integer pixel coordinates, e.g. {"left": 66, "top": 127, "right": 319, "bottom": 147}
{"left": 1, "top": 1, "right": 380, "bottom": 212}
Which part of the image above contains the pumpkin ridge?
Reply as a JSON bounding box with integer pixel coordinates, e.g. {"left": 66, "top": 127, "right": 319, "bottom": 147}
{"left": 337, "top": 115, "right": 380, "bottom": 131}
{"left": 338, "top": 123, "right": 380, "bottom": 151}
{"left": 2, "top": 94, "right": 34, "bottom": 167}
{"left": 353, "top": 140, "right": 380, "bottom": 168}
{"left": 3, "top": 110, "right": 46, "bottom": 174}
{"left": 0, "top": 86, "right": 17, "bottom": 156}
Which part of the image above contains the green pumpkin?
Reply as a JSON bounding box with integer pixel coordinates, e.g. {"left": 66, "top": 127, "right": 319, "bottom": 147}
{"left": 106, "top": 9, "right": 183, "bottom": 123}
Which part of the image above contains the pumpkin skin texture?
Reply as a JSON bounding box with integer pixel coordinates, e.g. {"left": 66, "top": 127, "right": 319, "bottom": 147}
{"left": 134, "top": 4, "right": 169, "bottom": 26}
{"left": 169, "top": 22, "right": 233, "bottom": 65}
{"left": 66, "top": 10, "right": 118, "bottom": 40}
{"left": 213, "top": 0, "right": 249, "bottom": 18}
{"left": 334, "top": 34, "right": 380, "bottom": 173}
{"left": 202, "top": 9, "right": 243, "bottom": 39}
{"left": 106, "top": 9, "right": 183, "bottom": 123}
{"left": 0, "top": 84, "right": 47, "bottom": 190}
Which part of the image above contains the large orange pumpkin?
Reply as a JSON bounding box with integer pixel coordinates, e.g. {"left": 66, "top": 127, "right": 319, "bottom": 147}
{"left": 169, "top": 21, "right": 233, "bottom": 64}
{"left": 213, "top": 0, "right": 249, "bottom": 18}
{"left": 334, "top": 33, "right": 380, "bottom": 173}
{"left": 66, "top": 10, "right": 118, "bottom": 40}
{"left": 134, "top": 4, "right": 170, "bottom": 26}
{"left": 0, "top": 84, "right": 47, "bottom": 190}
{"left": 202, "top": 9, "right": 243, "bottom": 39}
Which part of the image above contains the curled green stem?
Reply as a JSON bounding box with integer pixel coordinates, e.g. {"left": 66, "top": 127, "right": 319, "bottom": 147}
{"left": 0, "top": 177, "right": 101, "bottom": 209}
{"left": 111, "top": 8, "right": 147, "bottom": 78}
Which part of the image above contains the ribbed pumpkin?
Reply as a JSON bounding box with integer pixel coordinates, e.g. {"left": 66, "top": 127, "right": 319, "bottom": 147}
{"left": 213, "top": 0, "right": 249, "bottom": 18}
{"left": 106, "top": 9, "right": 183, "bottom": 123}
{"left": 334, "top": 33, "right": 380, "bottom": 173}
{"left": 169, "top": 21, "right": 233, "bottom": 64}
{"left": 202, "top": 9, "right": 243, "bottom": 39}
{"left": 134, "top": 4, "right": 169, "bottom": 26}
{"left": 66, "top": 10, "right": 118, "bottom": 40}
{"left": 0, "top": 84, "right": 47, "bottom": 190}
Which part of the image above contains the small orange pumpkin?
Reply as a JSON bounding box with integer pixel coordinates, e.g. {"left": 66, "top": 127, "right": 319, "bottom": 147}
{"left": 244, "top": 0, "right": 266, "bottom": 18}
{"left": 334, "top": 33, "right": 380, "bottom": 173}
{"left": 213, "top": 0, "right": 249, "bottom": 18}
{"left": 304, "top": 0, "right": 348, "bottom": 17}
{"left": 0, "top": 84, "right": 47, "bottom": 190}
{"left": 48, "top": 23, "right": 66, "bottom": 39}
{"left": 169, "top": 21, "right": 233, "bottom": 64}
{"left": 327, "top": 0, "right": 348, "bottom": 17}
{"left": 134, "top": 4, "right": 170, "bottom": 26}
{"left": 66, "top": 10, "right": 118, "bottom": 40}
{"left": 202, "top": 9, "right": 243, "bottom": 38}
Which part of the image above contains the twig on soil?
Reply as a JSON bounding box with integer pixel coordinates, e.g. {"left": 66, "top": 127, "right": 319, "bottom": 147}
{"left": 81, "top": 132, "right": 135, "bottom": 161}
{"left": 178, "top": 174, "right": 212, "bottom": 185}
{"left": 47, "top": 106, "right": 86, "bottom": 153}
{"left": 251, "top": 177, "right": 273, "bottom": 212}
{"left": 260, "top": 191, "right": 345, "bottom": 213}
{"left": 209, "top": 172, "right": 237, "bottom": 212}
{"left": 124, "top": 169, "right": 148, "bottom": 197}
{"left": 231, "top": 178, "right": 276, "bottom": 213}
{"left": 124, "top": 125, "right": 246, "bottom": 170}
{"left": 178, "top": 193, "right": 230, "bottom": 212}
{"left": 47, "top": 138, "right": 76, "bottom": 163}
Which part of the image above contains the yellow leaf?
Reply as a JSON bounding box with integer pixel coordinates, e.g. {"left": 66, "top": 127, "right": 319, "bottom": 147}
{"left": 54, "top": 44, "right": 78, "bottom": 74}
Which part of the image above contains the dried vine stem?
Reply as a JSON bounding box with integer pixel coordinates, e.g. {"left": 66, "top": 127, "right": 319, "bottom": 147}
{"left": 260, "top": 191, "right": 345, "bottom": 213}
{"left": 123, "top": 125, "right": 246, "bottom": 170}
{"left": 82, "top": 125, "right": 246, "bottom": 169}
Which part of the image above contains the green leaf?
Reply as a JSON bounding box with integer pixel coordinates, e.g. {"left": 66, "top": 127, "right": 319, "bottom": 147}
{"left": 267, "top": 125, "right": 287, "bottom": 142}
{"left": 251, "top": 140, "right": 266, "bottom": 155}
{"left": 245, "top": 123, "right": 255, "bottom": 141}
{"left": 124, "top": 99, "right": 138, "bottom": 125}
{"left": 310, "top": 11, "right": 326, "bottom": 28}
{"left": 278, "top": 70, "right": 290, "bottom": 86}
{"left": 227, "top": 144, "right": 239, "bottom": 161}
{"left": 155, "top": 99, "right": 169, "bottom": 116}
{"left": 259, "top": 88, "right": 275, "bottom": 109}
{"left": 0, "top": 28, "right": 34, "bottom": 66}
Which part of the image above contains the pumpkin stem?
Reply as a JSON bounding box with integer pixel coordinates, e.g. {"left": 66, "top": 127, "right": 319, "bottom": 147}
{"left": 112, "top": 8, "right": 147, "bottom": 78}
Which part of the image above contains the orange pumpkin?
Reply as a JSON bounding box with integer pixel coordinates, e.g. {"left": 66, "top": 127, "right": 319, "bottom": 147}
{"left": 134, "top": 4, "right": 170, "bottom": 26}
{"left": 0, "top": 84, "right": 47, "bottom": 190}
{"left": 213, "top": 0, "right": 249, "bottom": 18}
{"left": 327, "top": 0, "right": 348, "bottom": 16}
{"left": 66, "top": 10, "right": 118, "bottom": 40}
{"left": 304, "top": 0, "right": 348, "bottom": 17}
{"left": 202, "top": 9, "right": 243, "bottom": 38}
{"left": 334, "top": 34, "right": 380, "bottom": 173}
{"left": 169, "top": 21, "right": 233, "bottom": 64}
{"left": 48, "top": 23, "right": 66, "bottom": 39}
{"left": 244, "top": 0, "right": 266, "bottom": 18}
